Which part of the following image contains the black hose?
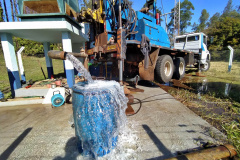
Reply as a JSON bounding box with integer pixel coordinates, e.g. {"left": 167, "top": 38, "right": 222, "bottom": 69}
{"left": 127, "top": 98, "right": 142, "bottom": 116}
{"left": 125, "top": 8, "right": 137, "bottom": 37}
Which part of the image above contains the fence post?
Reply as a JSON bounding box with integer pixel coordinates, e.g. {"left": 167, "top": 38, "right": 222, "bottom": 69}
{"left": 227, "top": 46, "right": 234, "bottom": 72}
{"left": 17, "top": 46, "right": 25, "bottom": 82}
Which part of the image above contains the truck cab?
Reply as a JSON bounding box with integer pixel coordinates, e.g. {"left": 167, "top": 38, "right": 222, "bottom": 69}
{"left": 174, "top": 32, "right": 211, "bottom": 71}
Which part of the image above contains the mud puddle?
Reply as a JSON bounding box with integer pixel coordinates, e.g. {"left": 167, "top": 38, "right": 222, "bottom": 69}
{"left": 162, "top": 76, "right": 240, "bottom": 103}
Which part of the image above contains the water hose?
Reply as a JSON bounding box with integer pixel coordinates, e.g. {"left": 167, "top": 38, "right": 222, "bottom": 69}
{"left": 127, "top": 98, "right": 142, "bottom": 116}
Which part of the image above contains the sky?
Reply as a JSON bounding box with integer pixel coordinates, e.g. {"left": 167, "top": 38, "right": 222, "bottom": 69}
{"left": 1, "top": 0, "right": 239, "bottom": 32}
{"left": 132, "top": 0, "right": 240, "bottom": 32}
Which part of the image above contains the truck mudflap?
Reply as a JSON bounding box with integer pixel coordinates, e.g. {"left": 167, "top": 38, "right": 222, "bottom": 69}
{"left": 139, "top": 48, "right": 160, "bottom": 81}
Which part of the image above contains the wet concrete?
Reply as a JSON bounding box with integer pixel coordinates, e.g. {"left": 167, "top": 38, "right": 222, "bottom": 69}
{"left": 0, "top": 86, "right": 226, "bottom": 160}
{"left": 0, "top": 104, "right": 77, "bottom": 160}
{"left": 128, "top": 85, "right": 226, "bottom": 159}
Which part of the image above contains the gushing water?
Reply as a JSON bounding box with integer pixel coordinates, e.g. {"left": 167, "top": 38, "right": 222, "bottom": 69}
{"left": 66, "top": 54, "right": 134, "bottom": 159}
{"left": 66, "top": 54, "right": 93, "bottom": 83}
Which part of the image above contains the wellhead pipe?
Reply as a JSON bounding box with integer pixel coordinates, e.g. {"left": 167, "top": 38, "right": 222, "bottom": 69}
{"left": 48, "top": 50, "right": 88, "bottom": 60}
{"left": 165, "top": 144, "right": 237, "bottom": 160}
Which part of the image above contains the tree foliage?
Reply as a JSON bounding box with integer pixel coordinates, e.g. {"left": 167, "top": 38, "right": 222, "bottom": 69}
{"left": 2, "top": 0, "right": 8, "bottom": 22}
{"left": 198, "top": 9, "right": 209, "bottom": 31}
{"left": 207, "top": 17, "right": 240, "bottom": 50}
{"left": 222, "top": 0, "right": 233, "bottom": 17}
{"left": 141, "top": 1, "right": 163, "bottom": 22}
{"left": 191, "top": 9, "right": 209, "bottom": 32}
{"left": 203, "top": 0, "right": 240, "bottom": 61}
{"left": 0, "top": 1, "right": 3, "bottom": 22}
{"left": 13, "top": 38, "right": 62, "bottom": 56}
{"left": 13, "top": 38, "right": 44, "bottom": 56}
{"left": 208, "top": 12, "right": 220, "bottom": 27}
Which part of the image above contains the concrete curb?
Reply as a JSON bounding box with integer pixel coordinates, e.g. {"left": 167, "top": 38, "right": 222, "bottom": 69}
{"left": 0, "top": 99, "right": 44, "bottom": 107}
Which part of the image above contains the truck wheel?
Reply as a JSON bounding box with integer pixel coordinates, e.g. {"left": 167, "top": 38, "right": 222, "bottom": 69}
{"left": 173, "top": 57, "right": 185, "bottom": 80}
{"left": 200, "top": 60, "right": 210, "bottom": 71}
{"left": 155, "top": 55, "right": 174, "bottom": 83}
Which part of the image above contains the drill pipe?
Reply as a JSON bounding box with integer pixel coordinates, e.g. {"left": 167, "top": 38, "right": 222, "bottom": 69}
{"left": 165, "top": 144, "right": 237, "bottom": 160}
{"left": 48, "top": 50, "right": 88, "bottom": 60}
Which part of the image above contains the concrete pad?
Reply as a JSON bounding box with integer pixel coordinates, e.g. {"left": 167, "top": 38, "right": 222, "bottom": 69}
{"left": 127, "top": 85, "right": 225, "bottom": 159}
{"left": 0, "top": 99, "right": 43, "bottom": 107}
{"left": 0, "top": 86, "right": 226, "bottom": 160}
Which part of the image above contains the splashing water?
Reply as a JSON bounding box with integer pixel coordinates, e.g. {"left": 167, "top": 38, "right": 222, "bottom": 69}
{"left": 72, "top": 80, "right": 128, "bottom": 159}
{"left": 66, "top": 54, "right": 131, "bottom": 159}
{"left": 66, "top": 54, "right": 93, "bottom": 83}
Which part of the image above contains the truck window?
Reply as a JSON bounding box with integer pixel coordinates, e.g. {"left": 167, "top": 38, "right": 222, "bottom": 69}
{"left": 187, "top": 35, "right": 199, "bottom": 42}
{"left": 175, "top": 37, "right": 186, "bottom": 43}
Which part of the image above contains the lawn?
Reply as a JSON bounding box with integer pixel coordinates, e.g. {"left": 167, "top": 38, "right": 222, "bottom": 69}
{"left": 0, "top": 54, "right": 64, "bottom": 97}
{"left": 202, "top": 61, "right": 240, "bottom": 85}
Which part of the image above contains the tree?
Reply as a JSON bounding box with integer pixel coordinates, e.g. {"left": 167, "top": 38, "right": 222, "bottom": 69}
{"left": 0, "top": 1, "right": 4, "bottom": 22}
{"left": 198, "top": 9, "right": 209, "bottom": 31}
{"left": 14, "top": 0, "right": 19, "bottom": 21}
{"left": 222, "top": 0, "right": 233, "bottom": 17}
{"left": 83, "top": 0, "right": 92, "bottom": 9}
{"left": 191, "top": 22, "right": 199, "bottom": 32}
{"left": 10, "top": 0, "right": 15, "bottom": 21}
{"left": 209, "top": 12, "right": 220, "bottom": 27}
{"left": 206, "top": 17, "right": 240, "bottom": 50}
{"left": 168, "top": 0, "right": 195, "bottom": 35}
{"left": 141, "top": 2, "right": 163, "bottom": 22}
{"left": 2, "top": 0, "right": 8, "bottom": 22}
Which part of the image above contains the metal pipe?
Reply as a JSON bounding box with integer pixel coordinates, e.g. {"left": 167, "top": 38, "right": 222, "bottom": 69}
{"left": 48, "top": 50, "right": 88, "bottom": 60}
{"left": 119, "top": 0, "right": 123, "bottom": 84}
{"left": 165, "top": 144, "right": 237, "bottom": 160}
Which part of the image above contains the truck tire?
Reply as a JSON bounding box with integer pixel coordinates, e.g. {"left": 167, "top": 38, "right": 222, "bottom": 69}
{"left": 173, "top": 57, "right": 185, "bottom": 80}
{"left": 155, "top": 55, "right": 174, "bottom": 83}
{"left": 200, "top": 60, "right": 210, "bottom": 71}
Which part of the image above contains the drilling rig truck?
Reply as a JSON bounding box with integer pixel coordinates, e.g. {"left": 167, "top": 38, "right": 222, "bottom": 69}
{"left": 75, "top": 0, "right": 211, "bottom": 83}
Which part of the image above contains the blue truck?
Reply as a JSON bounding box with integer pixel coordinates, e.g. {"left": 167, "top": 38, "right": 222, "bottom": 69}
{"left": 79, "top": 0, "right": 210, "bottom": 83}
{"left": 18, "top": 0, "right": 209, "bottom": 83}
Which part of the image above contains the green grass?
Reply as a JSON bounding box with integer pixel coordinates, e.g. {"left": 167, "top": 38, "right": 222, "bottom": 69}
{"left": 188, "top": 61, "right": 240, "bottom": 85}
{"left": 0, "top": 54, "right": 64, "bottom": 98}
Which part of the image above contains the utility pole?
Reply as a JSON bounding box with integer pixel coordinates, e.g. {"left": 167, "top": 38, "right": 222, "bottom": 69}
{"left": 178, "top": 0, "right": 180, "bottom": 35}
{"left": 160, "top": 12, "right": 174, "bottom": 32}
{"left": 174, "top": 0, "right": 180, "bottom": 36}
